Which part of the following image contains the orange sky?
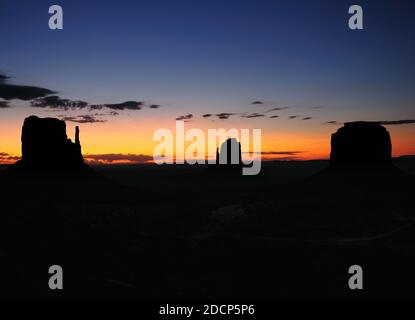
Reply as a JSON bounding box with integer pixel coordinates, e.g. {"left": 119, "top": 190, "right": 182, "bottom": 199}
{"left": 1, "top": 108, "right": 414, "bottom": 165}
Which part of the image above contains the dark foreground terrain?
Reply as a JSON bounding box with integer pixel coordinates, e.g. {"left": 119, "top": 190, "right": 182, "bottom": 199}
{"left": 0, "top": 158, "right": 414, "bottom": 299}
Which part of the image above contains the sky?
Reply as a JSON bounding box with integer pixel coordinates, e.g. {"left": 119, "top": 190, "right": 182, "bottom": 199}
{"left": 1, "top": 0, "right": 414, "bottom": 164}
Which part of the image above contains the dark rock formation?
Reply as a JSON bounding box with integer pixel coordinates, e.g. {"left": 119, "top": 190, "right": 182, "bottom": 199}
{"left": 308, "top": 121, "right": 411, "bottom": 192}
{"left": 330, "top": 121, "right": 392, "bottom": 165}
{"left": 10, "top": 115, "right": 89, "bottom": 171}
{"left": 216, "top": 138, "right": 243, "bottom": 166}
{"left": 209, "top": 138, "right": 243, "bottom": 175}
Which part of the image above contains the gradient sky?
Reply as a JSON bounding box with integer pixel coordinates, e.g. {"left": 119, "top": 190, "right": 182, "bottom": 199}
{"left": 1, "top": 0, "right": 414, "bottom": 163}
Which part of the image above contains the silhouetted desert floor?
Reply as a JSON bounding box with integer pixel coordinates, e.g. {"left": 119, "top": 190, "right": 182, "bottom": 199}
{"left": 0, "top": 158, "right": 414, "bottom": 299}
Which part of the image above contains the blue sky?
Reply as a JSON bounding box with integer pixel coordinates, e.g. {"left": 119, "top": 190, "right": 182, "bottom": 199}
{"left": 1, "top": 0, "right": 414, "bottom": 113}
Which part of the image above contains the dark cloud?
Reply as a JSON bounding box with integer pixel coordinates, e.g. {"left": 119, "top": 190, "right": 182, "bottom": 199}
{"left": 0, "top": 72, "right": 56, "bottom": 100}
{"left": 266, "top": 106, "right": 289, "bottom": 113}
{"left": 288, "top": 115, "right": 299, "bottom": 119}
{"left": 0, "top": 73, "right": 161, "bottom": 121}
{"left": 241, "top": 113, "right": 265, "bottom": 118}
{"left": 0, "top": 100, "right": 10, "bottom": 108}
{"left": 90, "top": 101, "right": 143, "bottom": 111}
{"left": 302, "top": 117, "right": 312, "bottom": 120}
{"left": 323, "top": 121, "right": 339, "bottom": 125}
{"left": 84, "top": 153, "right": 153, "bottom": 164}
{"left": 0, "top": 73, "right": 9, "bottom": 84}
{"left": 60, "top": 114, "right": 106, "bottom": 124}
{"left": 202, "top": 114, "right": 212, "bottom": 118}
{"left": 269, "top": 115, "right": 279, "bottom": 119}
{"left": 31, "top": 96, "right": 88, "bottom": 110}
{"left": 216, "top": 113, "right": 236, "bottom": 120}
{"left": 176, "top": 114, "right": 193, "bottom": 121}
{"left": 379, "top": 119, "right": 415, "bottom": 125}
{"left": 0, "top": 84, "right": 55, "bottom": 101}
{"left": 32, "top": 97, "right": 156, "bottom": 123}
{"left": 251, "top": 101, "right": 264, "bottom": 105}
{"left": 91, "top": 111, "right": 119, "bottom": 117}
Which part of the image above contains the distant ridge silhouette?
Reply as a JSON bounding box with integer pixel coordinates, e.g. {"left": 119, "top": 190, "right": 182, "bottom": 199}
{"left": 8, "top": 116, "right": 91, "bottom": 173}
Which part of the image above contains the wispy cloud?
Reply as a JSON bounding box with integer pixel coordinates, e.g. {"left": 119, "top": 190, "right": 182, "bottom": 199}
{"left": 31, "top": 96, "right": 88, "bottom": 110}
{"left": 216, "top": 113, "right": 236, "bottom": 120}
{"left": 60, "top": 114, "right": 106, "bottom": 124}
{"left": 241, "top": 113, "right": 265, "bottom": 118}
{"left": 244, "top": 150, "right": 305, "bottom": 161}
{"left": 379, "top": 119, "right": 415, "bottom": 125}
{"left": 0, "top": 152, "right": 21, "bottom": 164}
{"left": 266, "top": 106, "right": 289, "bottom": 113}
{"left": 90, "top": 101, "right": 144, "bottom": 111}
{"left": 251, "top": 101, "right": 264, "bottom": 105}
{"left": 321, "top": 119, "right": 415, "bottom": 126}
{"left": 176, "top": 114, "right": 193, "bottom": 121}
{"left": 84, "top": 153, "right": 153, "bottom": 164}
{"left": 260, "top": 151, "right": 305, "bottom": 155}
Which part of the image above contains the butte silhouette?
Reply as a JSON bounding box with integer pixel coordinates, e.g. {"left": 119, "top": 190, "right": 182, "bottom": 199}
{"left": 330, "top": 121, "right": 392, "bottom": 166}
{"left": 288, "top": 121, "right": 413, "bottom": 237}
{"left": 1, "top": 116, "right": 130, "bottom": 205}
{"left": 8, "top": 115, "right": 92, "bottom": 173}
{"left": 309, "top": 121, "right": 412, "bottom": 191}
{"left": 210, "top": 138, "right": 244, "bottom": 175}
